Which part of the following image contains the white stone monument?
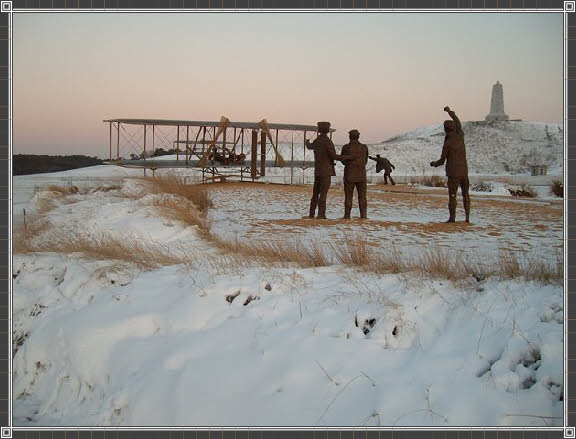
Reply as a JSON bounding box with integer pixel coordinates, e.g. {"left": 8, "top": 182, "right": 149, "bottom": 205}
{"left": 485, "top": 81, "right": 509, "bottom": 122}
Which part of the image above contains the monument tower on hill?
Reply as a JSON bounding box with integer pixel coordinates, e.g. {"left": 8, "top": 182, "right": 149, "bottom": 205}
{"left": 485, "top": 81, "right": 509, "bottom": 122}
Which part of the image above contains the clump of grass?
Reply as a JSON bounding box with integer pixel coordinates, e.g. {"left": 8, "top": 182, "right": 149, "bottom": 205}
{"left": 143, "top": 173, "right": 212, "bottom": 212}
{"left": 204, "top": 232, "right": 330, "bottom": 268}
{"left": 369, "top": 247, "right": 411, "bottom": 274}
{"left": 30, "top": 184, "right": 83, "bottom": 217}
{"left": 150, "top": 197, "right": 206, "bottom": 228}
{"left": 87, "top": 185, "right": 122, "bottom": 194}
{"left": 332, "top": 238, "right": 372, "bottom": 268}
{"left": 498, "top": 250, "right": 522, "bottom": 279}
{"left": 472, "top": 181, "right": 493, "bottom": 192}
{"left": 13, "top": 225, "right": 34, "bottom": 254}
{"left": 417, "top": 246, "right": 467, "bottom": 280}
{"left": 523, "top": 257, "right": 562, "bottom": 284}
{"left": 16, "top": 184, "right": 85, "bottom": 251}
{"left": 44, "top": 185, "right": 79, "bottom": 195}
{"left": 410, "top": 175, "right": 446, "bottom": 188}
{"left": 498, "top": 250, "right": 561, "bottom": 284}
{"left": 509, "top": 184, "right": 536, "bottom": 198}
{"left": 13, "top": 217, "right": 53, "bottom": 254}
{"left": 236, "top": 239, "right": 329, "bottom": 268}
{"left": 550, "top": 180, "right": 563, "bottom": 198}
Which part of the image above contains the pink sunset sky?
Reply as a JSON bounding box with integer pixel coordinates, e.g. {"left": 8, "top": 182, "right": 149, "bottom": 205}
{"left": 13, "top": 12, "right": 562, "bottom": 156}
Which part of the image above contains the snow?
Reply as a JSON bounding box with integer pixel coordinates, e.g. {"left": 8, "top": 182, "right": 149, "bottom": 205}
{"left": 11, "top": 144, "right": 563, "bottom": 426}
{"left": 12, "top": 254, "right": 563, "bottom": 426}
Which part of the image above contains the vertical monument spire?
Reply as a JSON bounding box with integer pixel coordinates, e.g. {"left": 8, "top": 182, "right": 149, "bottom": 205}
{"left": 485, "top": 81, "right": 509, "bottom": 122}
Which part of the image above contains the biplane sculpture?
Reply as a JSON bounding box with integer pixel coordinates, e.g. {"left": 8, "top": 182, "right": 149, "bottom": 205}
{"left": 103, "top": 117, "right": 335, "bottom": 183}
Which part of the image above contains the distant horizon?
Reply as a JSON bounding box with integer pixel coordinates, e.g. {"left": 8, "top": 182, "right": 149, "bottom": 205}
{"left": 13, "top": 13, "right": 563, "bottom": 157}
{"left": 12, "top": 118, "right": 565, "bottom": 159}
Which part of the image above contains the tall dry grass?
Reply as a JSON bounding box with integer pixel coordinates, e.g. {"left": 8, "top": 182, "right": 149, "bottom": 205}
{"left": 13, "top": 216, "right": 54, "bottom": 254}
{"left": 204, "top": 233, "right": 330, "bottom": 268}
{"left": 14, "top": 185, "right": 80, "bottom": 254}
{"left": 499, "top": 250, "right": 563, "bottom": 284}
{"left": 44, "top": 185, "right": 79, "bottom": 195}
{"left": 332, "top": 238, "right": 373, "bottom": 268}
{"left": 142, "top": 174, "right": 212, "bottom": 212}
{"left": 329, "top": 239, "right": 561, "bottom": 284}
{"left": 150, "top": 197, "right": 206, "bottom": 228}
{"left": 21, "top": 229, "right": 189, "bottom": 270}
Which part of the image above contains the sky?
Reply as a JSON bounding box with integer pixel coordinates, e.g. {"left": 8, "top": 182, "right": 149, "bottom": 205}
{"left": 13, "top": 12, "right": 563, "bottom": 156}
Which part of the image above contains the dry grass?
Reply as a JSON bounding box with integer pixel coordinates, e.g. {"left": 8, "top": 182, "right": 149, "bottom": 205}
{"left": 499, "top": 250, "right": 522, "bottom": 279}
{"left": 499, "top": 250, "right": 563, "bottom": 284}
{"left": 13, "top": 217, "right": 53, "bottom": 254}
{"left": 30, "top": 185, "right": 83, "bottom": 216}
{"left": 87, "top": 185, "right": 122, "bottom": 194}
{"left": 27, "top": 231, "right": 187, "bottom": 270}
{"left": 418, "top": 246, "right": 467, "bottom": 280}
{"left": 150, "top": 197, "right": 206, "bottom": 228}
{"left": 369, "top": 247, "right": 410, "bottom": 274}
{"left": 332, "top": 238, "right": 373, "bottom": 268}
{"left": 16, "top": 179, "right": 562, "bottom": 285}
{"left": 205, "top": 234, "right": 330, "bottom": 268}
{"left": 410, "top": 175, "right": 446, "bottom": 188}
{"left": 44, "top": 185, "right": 79, "bottom": 195}
{"left": 550, "top": 180, "right": 563, "bottom": 198}
{"left": 330, "top": 240, "right": 560, "bottom": 284}
{"left": 142, "top": 173, "right": 212, "bottom": 212}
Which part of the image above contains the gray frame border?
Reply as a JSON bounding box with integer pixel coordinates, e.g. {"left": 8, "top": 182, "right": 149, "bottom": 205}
{"left": 2, "top": 3, "right": 570, "bottom": 438}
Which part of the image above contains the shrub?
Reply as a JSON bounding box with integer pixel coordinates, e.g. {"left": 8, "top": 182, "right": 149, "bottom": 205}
{"left": 411, "top": 175, "right": 446, "bottom": 187}
{"left": 472, "top": 181, "right": 493, "bottom": 192}
{"left": 550, "top": 180, "right": 563, "bottom": 198}
{"left": 509, "top": 185, "right": 536, "bottom": 198}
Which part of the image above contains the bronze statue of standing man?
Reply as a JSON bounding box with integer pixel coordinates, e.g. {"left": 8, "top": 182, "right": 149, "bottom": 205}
{"left": 341, "top": 129, "right": 369, "bottom": 219}
{"left": 430, "top": 106, "right": 470, "bottom": 222}
{"left": 305, "top": 121, "right": 344, "bottom": 219}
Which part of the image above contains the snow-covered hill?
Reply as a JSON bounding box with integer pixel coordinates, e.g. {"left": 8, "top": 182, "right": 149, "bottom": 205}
{"left": 366, "top": 121, "right": 563, "bottom": 177}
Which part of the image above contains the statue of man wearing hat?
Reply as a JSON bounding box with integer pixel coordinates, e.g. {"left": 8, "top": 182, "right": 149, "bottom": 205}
{"left": 430, "top": 106, "right": 470, "bottom": 222}
{"left": 340, "top": 129, "right": 369, "bottom": 219}
{"left": 305, "top": 121, "right": 345, "bottom": 219}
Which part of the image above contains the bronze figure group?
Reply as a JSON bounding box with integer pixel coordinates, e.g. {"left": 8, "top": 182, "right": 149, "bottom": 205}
{"left": 306, "top": 107, "right": 470, "bottom": 223}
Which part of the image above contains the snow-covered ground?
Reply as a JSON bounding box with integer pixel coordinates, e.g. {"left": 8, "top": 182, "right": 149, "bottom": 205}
{"left": 11, "top": 166, "right": 563, "bottom": 427}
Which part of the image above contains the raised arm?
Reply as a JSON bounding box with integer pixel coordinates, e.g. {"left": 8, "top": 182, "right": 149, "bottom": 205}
{"left": 305, "top": 138, "right": 315, "bottom": 150}
{"left": 368, "top": 156, "right": 377, "bottom": 162}
{"left": 444, "top": 106, "right": 462, "bottom": 132}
